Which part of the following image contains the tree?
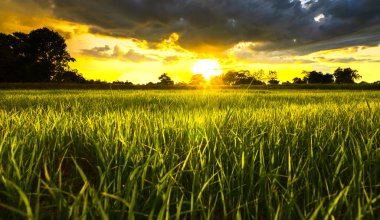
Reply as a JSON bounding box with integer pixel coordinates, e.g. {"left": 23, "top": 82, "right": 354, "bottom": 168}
{"left": 248, "top": 77, "right": 265, "bottom": 85}
{"left": 0, "top": 33, "right": 28, "bottom": 82}
{"left": 268, "top": 79, "right": 280, "bottom": 85}
{"left": 267, "top": 70, "right": 280, "bottom": 85}
{"left": 55, "top": 69, "right": 86, "bottom": 83}
{"left": 252, "top": 69, "right": 265, "bottom": 82}
{"left": 190, "top": 74, "right": 206, "bottom": 85}
{"left": 0, "top": 34, "right": 15, "bottom": 82}
{"left": 234, "top": 70, "right": 251, "bottom": 85}
{"left": 28, "top": 28, "right": 76, "bottom": 82}
{"left": 0, "top": 28, "right": 80, "bottom": 82}
{"left": 333, "top": 67, "right": 361, "bottom": 83}
{"left": 292, "top": 77, "right": 305, "bottom": 84}
{"left": 303, "top": 70, "right": 334, "bottom": 84}
{"left": 158, "top": 73, "right": 174, "bottom": 85}
{"left": 210, "top": 75, "right": 224, "bottom": 85}
{"left": 222, "top": 71, "right": 240, "bottom": 85}
{"left": 113, "top": 80, "right": 133, "bottom": 85}
{"left": 306, "top": 71, "right": 323, "bottom": 83}
{"left": 321, "top": 74, "right": 334, "bottom": 84}
{"left": 221, "top": 70, "right": 264, "bottom": 85}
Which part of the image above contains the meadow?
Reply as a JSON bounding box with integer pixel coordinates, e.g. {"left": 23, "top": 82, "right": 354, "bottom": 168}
{"left": 0, "top": 89, "right": 379, "bottom": 219}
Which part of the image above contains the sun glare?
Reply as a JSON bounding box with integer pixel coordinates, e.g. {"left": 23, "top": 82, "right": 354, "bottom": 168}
{"left": 191, "top": 59, "right": 223, "bottom": 80}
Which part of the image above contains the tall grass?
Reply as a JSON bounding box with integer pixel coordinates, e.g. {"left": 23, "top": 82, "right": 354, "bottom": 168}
{"left": 0, "top": 90, "right": 379, "bottom": 219}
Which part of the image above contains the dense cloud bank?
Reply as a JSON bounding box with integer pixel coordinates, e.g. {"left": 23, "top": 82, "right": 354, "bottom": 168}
{"left": 30, "top": 0, "right": 380, "bottom": 53}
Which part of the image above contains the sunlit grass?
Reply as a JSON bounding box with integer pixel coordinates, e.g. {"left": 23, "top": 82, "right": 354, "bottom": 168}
{"left": 0, "top": 89, "right": 379, "bottom": 219}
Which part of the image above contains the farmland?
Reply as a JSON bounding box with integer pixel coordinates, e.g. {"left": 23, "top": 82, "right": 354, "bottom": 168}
{"left": 0, "top": 89, "right": 379, "bottom": 219}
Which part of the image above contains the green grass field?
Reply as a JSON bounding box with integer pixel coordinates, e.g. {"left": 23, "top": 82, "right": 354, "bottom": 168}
{"left": 0, "top": 89, "right": 379, "bottom": 219}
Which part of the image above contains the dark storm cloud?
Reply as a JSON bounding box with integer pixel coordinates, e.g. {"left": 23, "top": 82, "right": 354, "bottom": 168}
{"left": 315, "top": 57, "right": 380, "bottom": 63}
{"left": 294, "top": 25, "right": 380, "bottom": 54}
{"left": 31, "top": 0, "right": 380, "bottom": 54}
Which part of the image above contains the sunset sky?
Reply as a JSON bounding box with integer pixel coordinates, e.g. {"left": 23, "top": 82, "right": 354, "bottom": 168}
{"left": 1, "top": 0, "right": 379, "bottom": 84}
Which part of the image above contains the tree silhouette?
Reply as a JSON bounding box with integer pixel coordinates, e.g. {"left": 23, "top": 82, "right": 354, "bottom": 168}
{"left": 190, "top": 74, "right": 206, "bottom": 85}
{"left": 252, "top": 69, "right": 265, "bottom": 82}
{"left": 267, "top": 70, "right": 280, "bottom": 85}
{"left": 158, "top": 73, "right": 174, "bottom": 85}
{"left": 0, "top": 28, "right": 82, "bottom": 82}
{"left": 55, "top": 69, "right": 86, "bottom": 83}
{"left": 0, "top": 33, "right": 27, "bottom": 82}
{"left": 222, "top": 71, "right": 239, "bottom": 85}
{"left": 28, "top": 28, "right": 76, "bottom": 81}
{"left": 334, "top": 67, "right": 361, "bottom": 83}
{"left": 303, "top": 70, "right": 334, "bottom": 84}
{"left": 222, "top": 70, "right": 264, "bottom": 85}
{"left": 292, "top": 77, "right": 305, "bottom": 84}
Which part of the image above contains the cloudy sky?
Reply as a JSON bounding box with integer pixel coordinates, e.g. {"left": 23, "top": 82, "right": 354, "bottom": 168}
{"left": 1, "top": 0, "right": 380, "bottom": 83}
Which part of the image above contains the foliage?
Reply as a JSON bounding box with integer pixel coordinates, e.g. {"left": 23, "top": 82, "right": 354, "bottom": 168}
{"left": 158, "top": 73, "right": 174, "bottom": 85}
{"left": 252, "top": 69, "right": 265, "bottom": 82}
{"left": 334, "top": 67, "right": 361, "bottom": 83}
{"left": 0, "top": 28, "right": 82, "bottom": 82}
{"left": 293, "top": 77, "right": 305, "bottom": 84}
{"left": 189, "top": 74, "right": 206, "bottom": 85}
{"left": 267, "top": 79, "right": 280, "bottom": 85}
{"left": 209, "top": 75, "right": 224, "bottom": 85}
{"left": 112, "top": 80, "right": 133, "bottom": 85}
{"left": 267, "top": 70, "right": 280, "bottom": 84}
{"left": 222, "top": 70, "right": 265, "bottom": 85}
{"left": 0, "top": 90, "right": 379, "bottom": 219}
{"left": 302, "top": 70, "right": 334, "bottom": 84}
{"left": 222, "top": 70, "right": 240, "bottom": 85}
{"left": 54, "top": 69, "right": 86, "bottom": 83}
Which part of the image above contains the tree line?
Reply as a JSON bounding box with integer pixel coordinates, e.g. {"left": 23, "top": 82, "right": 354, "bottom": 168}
{"left": 0, "top": 27, "right": 374, "bottom": 86}
{"left": 292, "top": 68, "right": 362, "bottom": 84}
{"left": 153, "top": 68, "right": 365, "bottom": 87}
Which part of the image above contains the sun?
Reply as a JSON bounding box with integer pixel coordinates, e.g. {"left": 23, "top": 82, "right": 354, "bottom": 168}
{"left": 191, "top": 59, "right": 223, "bottom": 80}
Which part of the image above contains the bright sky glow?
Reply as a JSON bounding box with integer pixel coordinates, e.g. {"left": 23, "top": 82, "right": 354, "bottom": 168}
{"left": 314, "top": 14, "right": 325, "bottom": 22}
{"left": 192, "top": 59, "right": 223, "bottom": 80}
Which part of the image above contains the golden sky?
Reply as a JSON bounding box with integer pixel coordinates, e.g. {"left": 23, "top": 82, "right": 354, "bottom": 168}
{"left": 1, "top": 0, "right": 379, "bottom": 83}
